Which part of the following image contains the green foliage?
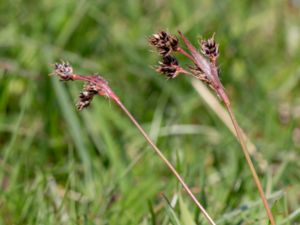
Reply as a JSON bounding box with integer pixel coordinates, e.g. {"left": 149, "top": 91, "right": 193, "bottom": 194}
{"left": 0, "top": 0, "right": 300, "bottom": 224}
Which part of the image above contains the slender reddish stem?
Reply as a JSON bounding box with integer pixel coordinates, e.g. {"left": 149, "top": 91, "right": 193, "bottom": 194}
{"left": 224, "top": 100, "right": 275, "bottom": 225}
{"left": 112, "top": 97, "right": 216, "bottom": 225}
{"left": 176, "top": 47, "right": 195, "bottom": 62}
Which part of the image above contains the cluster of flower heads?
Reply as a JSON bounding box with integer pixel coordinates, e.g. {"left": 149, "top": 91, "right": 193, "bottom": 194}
{"left": 149, "top": 31, "right": 181, "bottom": 79}
{"left": 54, "top": 61, "right": 74, "bottom": 80}
{"left": 76, "top": 82, "right": 98, "bottom": 110}
{"left": 149, "top": 31, "right": 221, "bottom": 91}
{"left": 200, "top": 34, "right": 219, "bottom": 62}
{"left": 149, "top": 31, "right": 179, "bottom": 57}
{"left": 156, "top": 55, "right": 180, "bottom": 79}
{"left": 52, "top": 61, "right": 116, "bottom": 111}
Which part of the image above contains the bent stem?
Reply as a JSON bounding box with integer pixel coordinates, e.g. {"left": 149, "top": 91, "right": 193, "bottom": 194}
{"left": 225, "top": 101, "right": 275, "bottom": 225}
{"left": 51, "top": 61, "right": 216, "bottom": 225}
{"left": 114, "top": 98, "right": 216, "bottom": 225}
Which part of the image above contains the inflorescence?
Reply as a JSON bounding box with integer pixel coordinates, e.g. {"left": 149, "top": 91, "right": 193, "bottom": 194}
{"left": 148, "top": 31, "right": 225, "bottom": 101}
{"left": 52, "top": 61, "right": 118, "bottom": 111}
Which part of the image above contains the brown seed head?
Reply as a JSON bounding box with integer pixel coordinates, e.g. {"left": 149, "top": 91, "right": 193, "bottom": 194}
{"left": 76, "top": 82, "right": 98, "bottom": 111}
{"left": 156, "top": 56, "right": 181, "bottom": 79}
{"left": 200, "top": 34, "right": 219, "bottom": 61}
{"left": 53, "top": 61, "right": 74, "bottom": 80}
{"left": 149, "top": 31, "right": 178, "bottom": 57}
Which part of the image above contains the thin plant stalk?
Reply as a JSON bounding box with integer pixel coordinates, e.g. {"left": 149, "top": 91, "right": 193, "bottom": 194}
{"left": 115, "top": 99, "right": 216, "bottom": 225}
{"left": 225, "top": 102, "right": 275, "bottom": 225}
{"left": 193, "top": 76, "right": 275, "bottom": 225}
{"left": 52, "top": 62, "right": 217, "bottom": 225}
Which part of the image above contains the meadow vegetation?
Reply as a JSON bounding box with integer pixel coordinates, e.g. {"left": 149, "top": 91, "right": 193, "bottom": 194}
{"left": 0, "top": 0, "right": 299, "bottom": 224}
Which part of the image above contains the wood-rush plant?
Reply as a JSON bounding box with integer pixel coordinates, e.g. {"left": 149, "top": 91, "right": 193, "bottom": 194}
{"left": 149, "top": 31, "right": 275, "bottom": 225}
{"left": 52, "top": 62, "right": 217, "bottom": 225}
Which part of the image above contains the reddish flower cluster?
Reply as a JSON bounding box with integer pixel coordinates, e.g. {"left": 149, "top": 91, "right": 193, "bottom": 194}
{"left": 148, "top": 31, "right": 178, "bottom": 57}
{"left": 149, "top": 30, "right": 228, "bottom": 105}
{"left": 52, "top": 62, "right": 119, "bottom": 110}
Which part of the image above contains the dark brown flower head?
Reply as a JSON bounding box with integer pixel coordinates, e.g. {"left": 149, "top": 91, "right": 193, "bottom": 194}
{"left": 200, "top": 34, "right": 219, "bottom": 61}
{"left": 53, "top": 61, "right": 74, "bottom": 80}
{"left": 149, "top": 31, "right": 178, "bottom": 56}
{"left": 157, "top": 55, "right": 181, "bottom": 79}
{"left": 76, "top": 82, "right": 98, "bottom": 111}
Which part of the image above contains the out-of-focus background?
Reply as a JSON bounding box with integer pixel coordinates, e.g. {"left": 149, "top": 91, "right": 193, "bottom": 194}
{"left": 0, "top": 0, "right": 300, "bottom": 224}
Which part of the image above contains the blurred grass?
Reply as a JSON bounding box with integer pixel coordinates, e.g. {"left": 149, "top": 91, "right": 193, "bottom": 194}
{"left": 0, "top": 0, "right": 300, "bottom": 224}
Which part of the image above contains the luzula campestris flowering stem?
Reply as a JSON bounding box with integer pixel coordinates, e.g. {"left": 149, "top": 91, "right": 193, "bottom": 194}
{"left": 149, "top": 31, "right": 275, "bottom": 225}
{"left": 52, "top": 62, "right": 216, "bottom": 225}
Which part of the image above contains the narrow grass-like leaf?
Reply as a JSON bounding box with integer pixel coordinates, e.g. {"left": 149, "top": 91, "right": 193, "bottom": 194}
{"left": 179, "top": 196, "right": 196, "bottom": 225}
{"left": 163, "top": 196, "right": 182, "bottom": 225}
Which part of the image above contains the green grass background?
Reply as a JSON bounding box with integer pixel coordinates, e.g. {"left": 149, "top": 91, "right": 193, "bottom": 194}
{"left": 0, "top": 0, "right": 300, "bottom": 224}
